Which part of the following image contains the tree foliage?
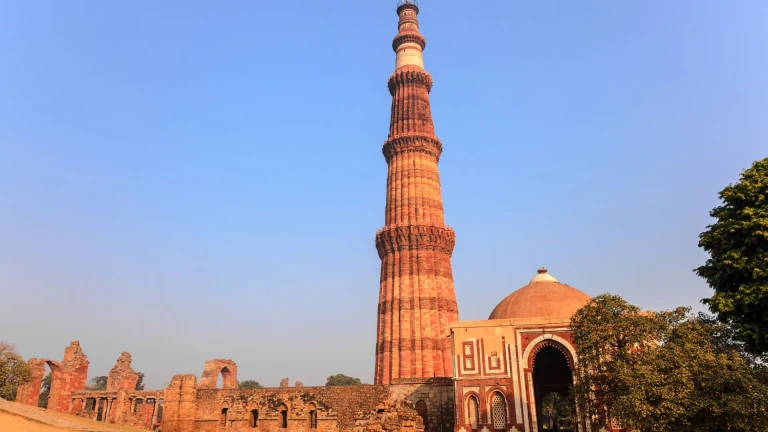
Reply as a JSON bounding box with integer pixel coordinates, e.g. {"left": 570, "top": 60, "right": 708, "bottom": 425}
{"left": 0, "top": 341, "right": 32, "bottom": 401}
{"left": 540, "top": 393, "right": 573, "bottom": 430}
{"left": 135, "top": 372, "right": 145, "bottom": 391}
{"left": 38, "top": 373, "right": 51, "bottom": 408}
{"left": 239, "top": 380, "right": 264, "bottom": 389}
{"left": 571, "top": 294, "right": 768, "bottom": 432}
{"left": 325, "top": 374, "right": 364, "bottom": 386}
{"left": 696, "top": 157, "right": 768, "bottom": 357}
{"left": 86, "top": 376, "right": 107, "bottom": 391}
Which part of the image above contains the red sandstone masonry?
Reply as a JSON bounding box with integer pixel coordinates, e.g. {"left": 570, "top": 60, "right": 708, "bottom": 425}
{"left": 375, "top": 1, "right": 459, "bottom": 385}
{"left": 107, "top": 351, "right": 140, "bottom": 391}
{"left": 15, "top": 341, "right": 89, "bottom": 413}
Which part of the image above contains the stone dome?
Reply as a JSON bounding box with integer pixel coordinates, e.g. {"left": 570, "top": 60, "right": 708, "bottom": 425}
{"left": 488, "top": 268, "right": 591, "bottom": 320}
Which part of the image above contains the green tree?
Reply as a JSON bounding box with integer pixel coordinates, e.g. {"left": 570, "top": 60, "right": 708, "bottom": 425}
{"left": 696, "top": 157, "right": 768, "bottom": 357}
{"left": 571, "top": 294, "right": 768, "bottom": 432}
{"left": 540, "top": 393, "right": 573, "bottom": 430}
{"left": 0, "top": 341, "right": 32, "bottom": 401}
{"left": 86, "top": 376, "right": 107, "bottom": 390}
{"left": 239, "top": 380, "right": 264, "bottom": 389}
{"left": 38, "top": 373, "right": 52, "bottom": 408}
{"left": 325, "top": 374, "right": 364, "bottom": 386}
{"left": 135, "top": 372, "right": 145, "bottom": 390}
{"left": 570, "top": 294, "right": 670, "bottom": 429}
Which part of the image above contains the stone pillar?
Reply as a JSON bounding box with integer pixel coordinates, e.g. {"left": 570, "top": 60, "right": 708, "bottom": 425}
{"left": 103, "top": 399, "right": 111, "bottom": 422}
{"left": 151, "top": 399, "right": 160, "bottom": 428}
{"left": 162, "top": 374, "right": 197, "bottom": 432}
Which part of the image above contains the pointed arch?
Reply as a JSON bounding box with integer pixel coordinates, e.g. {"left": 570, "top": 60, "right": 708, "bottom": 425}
{"left": 466, "top": 394, "right": 480, "bottom": 430}
{"left": 488, "top": 391, "right": 507, "bottom": 430}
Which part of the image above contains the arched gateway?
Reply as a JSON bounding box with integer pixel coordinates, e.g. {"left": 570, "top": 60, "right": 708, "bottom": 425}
{"left": 451, "top": 269, "right": 592, "bottom": 432}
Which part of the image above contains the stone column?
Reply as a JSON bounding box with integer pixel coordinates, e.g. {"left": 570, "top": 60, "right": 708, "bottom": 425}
{"left": 103, "top": 399, "right": 111, "bottom": 422}
{"left": 151, "top": 399, "right": 160, "bottom": 428}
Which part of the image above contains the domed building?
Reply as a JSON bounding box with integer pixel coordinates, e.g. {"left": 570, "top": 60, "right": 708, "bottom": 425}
{"left": 450, "top": 269, "right": 592, "bottom": 432}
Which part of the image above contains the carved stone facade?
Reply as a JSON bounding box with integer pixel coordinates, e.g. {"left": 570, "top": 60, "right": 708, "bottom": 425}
{"left": 353, "top": 400, "right": 425, "bottom": 432}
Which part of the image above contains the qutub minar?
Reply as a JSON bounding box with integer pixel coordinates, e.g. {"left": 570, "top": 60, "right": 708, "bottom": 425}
{"left": 375, "top": 0, "right": 459, "bottom": 385}
{"left": 13, "top": 2, "right": 612, "bottom": 432}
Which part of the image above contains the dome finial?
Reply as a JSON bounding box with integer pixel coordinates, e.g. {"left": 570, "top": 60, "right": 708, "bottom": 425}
{"left": 530, "top": 267, "right": 557, "bottom": 283}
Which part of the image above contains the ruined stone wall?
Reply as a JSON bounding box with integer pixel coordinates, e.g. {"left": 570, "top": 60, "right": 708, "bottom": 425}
{"left": 162, "top": 374, "right": 455, "bottom": 432}
{"left": 193, "top": 383, "right": 390, "bottom": 432}
{"left": 107, "top": 352, "right": 140, "bottom": 391}
{"left": 70, "top": 389, "right": 165, "bottom": 430}
{"left": 198, "top": 359, "right": 238, "bottom": 390}
{"left": 390, "top": 379, "right": 455, "bottom": 432}
{"left": 15, "top": 341, "right": 89, "bottom": 413}
{"left": 15, "top": 358, "right": 47, "bottom": 407}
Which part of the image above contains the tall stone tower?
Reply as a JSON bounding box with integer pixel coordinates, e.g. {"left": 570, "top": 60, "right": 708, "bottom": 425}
{"left": 375, "top": 0, "right": 459, "bottom": 385}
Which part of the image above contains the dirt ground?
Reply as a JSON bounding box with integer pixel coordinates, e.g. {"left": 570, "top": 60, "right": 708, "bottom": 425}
{"left": 0, "top": 398, "right": 149, "bottom": 432}
{"left": 0, "top": 411, "right": 69, "bottom": 431}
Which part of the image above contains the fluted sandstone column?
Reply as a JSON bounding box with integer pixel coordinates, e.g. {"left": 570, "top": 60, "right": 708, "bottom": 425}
{"left": 375, "top": 0, "right": 459, "bottom": 385}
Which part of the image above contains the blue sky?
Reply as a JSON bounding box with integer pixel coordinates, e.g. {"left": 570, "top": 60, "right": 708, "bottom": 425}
{"left": 1, "top": 0, "right": 765, "bottom": 389}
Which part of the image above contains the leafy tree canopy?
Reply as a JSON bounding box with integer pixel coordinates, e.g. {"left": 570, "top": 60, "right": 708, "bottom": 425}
{"left": 239, "top": 380, "right": 264, "bottom": 389}
{"left": 38, "top": 373, "right": 51, "bottom": 408}
{"left": 135, "top": 372, "right": 145, "bottom": 391}
{"left": 0, "top": 341, "right": 32, "bottom": 401}
{"left": 325, "top": 374, "right": 364, "bottom": 386}
{"left": 571, "top": 294, "right": 768, "bottom": 432}
{"left": 86, "top": 376, "right": 107, "bottom": 391}
{"left": 696, "top": 157, "right": 768, "bottom": 357}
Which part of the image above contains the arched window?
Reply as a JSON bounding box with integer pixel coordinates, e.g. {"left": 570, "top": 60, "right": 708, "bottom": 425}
{"left": 250, "top": 409, "right": 259, "bottom": 428}
{"left": 415, "top": 400, "right": 429, "bottom": 429}
{"left": 467, "top": 395, "right": 479, "bottom": 430}
{"left": 309, "top": 408, "right": 317, "bottom": 429}
{"left": 279, "top": 404, "right": 288, "bottom": 429}
{"left": 490, "top": 392, "right": 506, "bottom": 430}
{"left": 220, "top": 408, "right": 228, "bottom": 427}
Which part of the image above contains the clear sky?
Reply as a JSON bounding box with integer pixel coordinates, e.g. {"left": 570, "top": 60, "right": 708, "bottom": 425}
{"left": 1, "top": 0, "right": 765, "bottom": 390}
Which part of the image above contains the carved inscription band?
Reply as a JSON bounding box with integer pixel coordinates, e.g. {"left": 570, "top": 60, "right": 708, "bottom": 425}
{"left": 375, "top": 225, "right": 456, "bottom": 257}
{"left": 376, "top": 337, "right": 449, "bottom": 353}
{"left": 383, "top": 133, "right": 443, "bottom": 162}
{"left": 392, "top": 32, "right": 427, "bottom": 51}
{"left": 379, "top": 297, "right": 459, "bottom": 315}
{"left": 388, "top": 69, "right": 434, "bottom": 95}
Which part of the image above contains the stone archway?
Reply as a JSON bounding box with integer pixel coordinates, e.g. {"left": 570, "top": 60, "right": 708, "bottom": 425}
{"left": 531, "top": 343, "right": 574, "bottom": 431}
{"left": 198, "top": 359, "right": 238, "bottom": 389}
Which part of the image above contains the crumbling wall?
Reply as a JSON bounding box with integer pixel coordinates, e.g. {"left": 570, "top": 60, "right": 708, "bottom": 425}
{"left": 198, "top": 359, "right": 238, "bottom": 389}
{"left": 107, "top": 351, "right": 140, "bottom": 391}
{"left": 164, "top": 374, "right": 198, "bottom": 432}
{"left": 192, "top": 383, "right": 390, "bottom": 432}
{"left": 50, "top": 341, "right": 89, "bottom": 413}
{"left": 353, "top": 399, "right": 425, "bottom": 432}
{"left": 15, "top": 358, "right": 47, "bottom": 406}
{"left": 69, "top": 389, "right": 165, "bottom": 430}
{"left": 15, "top": 342, "right": 89, "bottom": 413}
{"left": 390, "top": 379, "right": 455, "bottom": 432}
